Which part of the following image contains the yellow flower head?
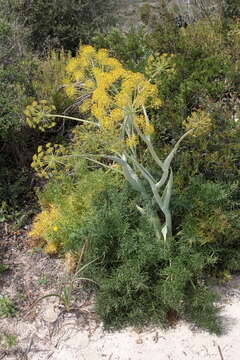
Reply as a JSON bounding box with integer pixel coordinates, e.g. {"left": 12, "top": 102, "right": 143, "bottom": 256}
{"left": 84, "top": 79, "right": 95, "bottom": 90}
{"left": 91, "top": 104, "right": 105, "bottom": 121}
{"left": 63, "top": 46, "right": 161, "bottom": 136}
{"left": 115, "top": 91, "right": 130, "bottom": 109}
{"left": 152, "top": 98, "right": 162, "bottom": 109}
{"left": 79, "top": 45, "right": 96, "bottom": 57}
{"left": 78, "top": 55, "right": 90, "bottom": 68}
{"left": 101, "top": 56, "right": 122, "bottom": 69}
{"left": 110, "top": 108, "right": 124, "bottom": 123}
{"left": 96, "top": 48, "right": 109, "bottom": 62}
{"left": 73, "top": 70, "right": 85, "bottom": 82}
{"left": 66, "top": 58, "right": 79, "bottom": 74}
{"left": 92, "top": 88, "right": 110, "bottom": 108}
{"left": 134, "top": 115, "right": 154, "bottom": 135}
{"left": 65, "top": 85, "right": 76, "bottom": 98}
{"left": 183, "top": 110, "right": 212, "bottom": 136}
{"left": 126, "top": 134, "right": 139, "bottom": 147}
{"left": 134, "top": 115, "right": 145, "bottom": 128}
{"left": 92, "top": 68, "right": 110, "bottom": 90}
{"left": 29, "top": 204, "right": 59, "bottom": 241}
{"left": 44, "top": 242, "right": 58, "bottom": 255}
{"left": 144, "top": 122, "right": 155, "bottom": 135}
{"left": 101, "top": 116, "right": 112, "bottom": 130}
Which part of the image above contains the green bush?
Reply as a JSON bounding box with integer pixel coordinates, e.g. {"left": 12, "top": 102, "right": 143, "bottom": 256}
{"left": 34, "top": 166, "right": 239, "bottom": 333}
{"left": 0, "top": 296, "right": 16, "bottom": 318}
{"left": 92, "top": 28, "right": 151, "bottom": 72}
{"left": 138, "top": 17, "right": 240, "bottom": 188}
{"left": 13, "top": 0, "right": 117, "bottom": 52}
{"left": 59, "top": 177, "right": 238, "bottom": 333}
{"left": 0, "top": 10, "right": 73, "bottom": 207}
{"left": 173, "top": 177, "right": 240, "bottom": 269}
{"left": 0, "top": 2, "right": 27, "bottom": 64}
{"left": 29, "top": 50, "right": 72, "bottom": 114}
{"left": 29, "top": 160, "right": 120, "bottom": 254}
{"left": 223, "top": 0, "right": 240, "bottom": 21}
{"left": 66, "top": 183, "right": 221, "bottom": 333}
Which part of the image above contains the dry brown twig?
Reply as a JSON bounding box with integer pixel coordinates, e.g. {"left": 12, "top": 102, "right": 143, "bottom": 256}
{"left": 218, "top": 345, "right": 224, "bottom": 360}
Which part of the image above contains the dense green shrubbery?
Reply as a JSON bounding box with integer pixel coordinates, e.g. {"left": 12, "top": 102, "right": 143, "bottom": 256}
{"left": 0, "top": 23, "right": 37, "bottom": 205}
{"left": 92, "top": 17, "right": 240, "bottom": 184}
{"left": 0, "top": 52, "right": 72, "bottom": 207}
{"left": 30, "top": 171, "right": 239, "bottom": 333}
{"left": 34, "top": 175, "right": 225, "bottom": 333}
{"left": 75, "top": 183, "right": 222, "bottom": 333}
{"left": 29, "top": 162, "right": 119, "bottom": 254}
{"left": 11, "top": 0, "right": 117, "bottom": 52}
{"left": 223, "top": 0, "right": 240, "bottom": 21}
{"left": 92, "top": 28, "right": 151, "bottom": 72}
{"left": 0, "top": 0, "right": 117, "bottom": 209}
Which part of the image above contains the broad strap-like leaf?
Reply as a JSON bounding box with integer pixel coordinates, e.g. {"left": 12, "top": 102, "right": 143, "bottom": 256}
{"left": 163, "top": 130, "right": 193, "bottom": 171}
{"left": 108, "top": 155, "right": 147, "bottom": 196}
{"left": 161, "top": 224, "right": 168, "bottom": 242}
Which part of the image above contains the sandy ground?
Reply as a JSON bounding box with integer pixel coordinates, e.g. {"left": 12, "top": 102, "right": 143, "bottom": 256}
{"left": 1, "top": 291, "right": 240, "bottom": 360}
{"left": 48, "top": 301, "right": 240, "bottom": 360}
{"left": 1, "top": 227, "right": 240, "bottom": 360}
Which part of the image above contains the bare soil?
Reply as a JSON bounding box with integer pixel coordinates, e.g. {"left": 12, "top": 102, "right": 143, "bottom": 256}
{"left": 1, "top": 224, "right": 240, "bottom": 360}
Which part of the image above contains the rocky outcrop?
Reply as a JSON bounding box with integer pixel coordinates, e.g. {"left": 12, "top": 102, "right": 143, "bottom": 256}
{"left": 116, "top": 0, "right": 221, "bottom": 31}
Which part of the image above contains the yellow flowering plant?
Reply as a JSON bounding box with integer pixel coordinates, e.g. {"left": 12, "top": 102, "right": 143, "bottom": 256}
{"left": 183, "top": 110, "right": 212, "bottom": 137}
{"left": 145, "top": 53, "right": 176, "bottom": 81}
{"left": 26, "top": 45, "right": 193, "bottom": 242}
{"left": 28, "top": 204, "right": 60, "bottom": 254}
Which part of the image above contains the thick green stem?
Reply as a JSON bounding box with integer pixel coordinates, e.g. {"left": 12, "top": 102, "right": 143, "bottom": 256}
{"left": 165, "top": 211, "right": 172, "bottom": 239}
{"left": 47, "top": 114, "right": 99, "bottom": 127}
{"left": 149, "top": 209, "right": 163, "bottom": 242}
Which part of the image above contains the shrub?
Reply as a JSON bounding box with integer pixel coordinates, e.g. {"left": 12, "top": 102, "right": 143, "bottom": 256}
{"left": 173, "top": 177, "right": 240, "bottom": 271}
{"left": 0, "top": 2, "right": 27, "bottom": 65}
{"left": 0, "top": 296, "right": 16, "bottom": 318}
{"left": 140, "top": 18, "right": 239, "bottom": 187}
{"left": 26, "top": 44, "right": 239, "bottom": 333}
{"left": 223, "top": 0, "right": 240, "bottom": 21}
{"left": 28, "top": 160, "right": 120, "bottom": 254}
{"left": 30, "top": 172, "right": 222, "bottom": 333}
{"left": 0, "top": 10, "right": 73, "bottom": 207}
{"left": 26, "top": 45, "right": 194, "bottom": 243}
{"left": 69, "top": 183, "right": 221, "bottom": 333}
{"left": 0, "top": 58, "right": 38, "bottom": 205}
{"left": 13, "top": 0, "right": 117, "bottom": 52}
{"left": 30, "top": 50, "right": 72, "bottom": 114}
{"left": 92, "top": 28, "right": 151, "bottom": 72}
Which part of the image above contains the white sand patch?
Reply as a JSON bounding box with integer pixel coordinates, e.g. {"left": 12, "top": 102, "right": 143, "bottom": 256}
{"left": 25, "top": 297, "right": 239, "bottom": 360}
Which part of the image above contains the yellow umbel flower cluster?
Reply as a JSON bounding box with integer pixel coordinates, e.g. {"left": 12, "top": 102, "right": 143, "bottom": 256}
{"left": 126, "top": 134, "right": 139, "bottom": 148}
{"left": 145, "top": 53, "right": 176, "bottom": 81}
{"left": 134, "top": 115, "right": 155, "bottom": 135}
{"left": 64, "top": 45, "right": 161, "bottom": 139}
{"left": 183, "top": 110, "right": 212, "bottom": 137}
{"left": 24, "top": 100, "right": 56, "bottom": 131}
{"left": 29, "top": 204, "right": 60, "bottom": 254}
{"left": 31, "top": 143, "right": 66, "bottom": 178}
